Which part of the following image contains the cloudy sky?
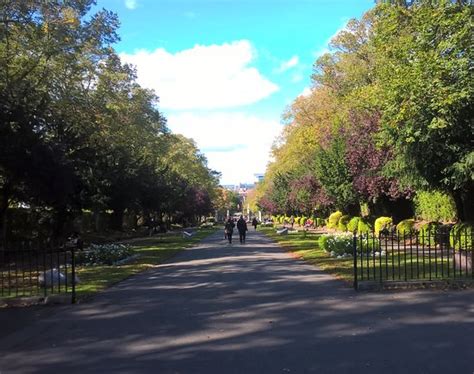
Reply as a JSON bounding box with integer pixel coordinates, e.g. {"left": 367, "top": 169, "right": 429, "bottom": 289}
{"left": 94, "top": 0, "right": 373, "bottom": 185}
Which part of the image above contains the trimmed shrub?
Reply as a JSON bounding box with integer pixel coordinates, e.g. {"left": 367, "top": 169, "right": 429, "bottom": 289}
{"left": 318, "top": 235, "right": 329, "bottom": 251}
{"left": 414, "top": 190, "right": 457, "bottom": 222}
{"left": 338, "top": 215, "right": 351, "bottom": 232}
{"left": 300, "top": 216, "right": 307, "bottom": 226}
{"left": 374, "top": 217, "right": 393, "bottom": 236}
{"left": 327, "top": 211, "right": 343, "bottom": 229}
{"left": 357, "top": 219, "right": 372, "bottom": 234}
{"left": 396, "top": 219, "right": 415, "bottom": 236}
{"left": 450, "top": 223, "right": 473, "bottom": 251}
{"left": 418, "top": 221, "right": 442, "bottom": 246}
{"left": 347, "top": 217, "right": 361, "bottom": 233}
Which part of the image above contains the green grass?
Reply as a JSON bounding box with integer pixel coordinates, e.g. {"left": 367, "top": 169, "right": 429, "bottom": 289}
{"left": 1, "top": 228, "right": 217, "bottom": 301}
{"left": 260, "top": 227, "right": 473, "bottom": 285}
{"left": 75, "top": 228, "right": 217, "bottom": 298}
{"left": 259, "top": 227, "right": 354, "bottom": 283}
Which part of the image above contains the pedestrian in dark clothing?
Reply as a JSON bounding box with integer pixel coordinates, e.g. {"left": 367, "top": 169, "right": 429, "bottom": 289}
{"left": 252, "top": 217, "right": 258, "bottom": 230}
{"left": 224, "top": 218, "right": 235, "bottom": 244}
{"left": 237, "top": 216, "right": 248, "bottom": 244}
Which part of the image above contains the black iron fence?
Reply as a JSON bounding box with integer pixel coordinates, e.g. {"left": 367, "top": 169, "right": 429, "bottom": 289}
{"left": 353, "top": 229, "right": 473, "bottom": 290}
{"left": 0, "top": 240, "right": 77, "bottom": 303}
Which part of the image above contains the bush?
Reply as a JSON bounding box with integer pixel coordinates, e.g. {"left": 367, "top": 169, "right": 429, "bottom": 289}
{"left": 338, "top": 215, "right": 351, "bottom": 232}
{"left": 374, "top": 217, "right": 393, "bottom": 236}
{"left": 347, "top": 217, "right": 361, "bottom": 233}
{"left": 450, "top": 223, "right": 473, "bottom": 251}
{"left": 418, "top": 221, "right": 442, "bottom": 246}
{"left": 357, "top": 219, "right": 372, "bottom": 234}
{"left": 414, "top": 190, "right": 457, "bottom": 222}
{"left": 327, "top": 211, "right": 343, "bottom": 229}
{"left": 319, "top": 233, "right": 353, "bottom": 256}
{"left": 396, "top": 219, "right": 415, "bottom": 236}
{"left": 76, "top": 243, "right": 134, "bottom": 266}
{"left": 300, "top": 216, "right": 307, "bottom": 226}
{"left": 318, "top": 235, "right": 330, "bottom": 251}
{"left": 357, "top": 234, "right": 381, "bottom": 253}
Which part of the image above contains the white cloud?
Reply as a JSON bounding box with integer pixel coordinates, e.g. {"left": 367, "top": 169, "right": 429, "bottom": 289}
{"left": 275, "top": 55, "right": 299, "bottom": 73}
{"left": 167, "top": 112, "right": 283, "bottom": 184}
{"left": 120, "top": 40, "right": 279, "bottom": 110}
{"left": 124, "top": 0, "right": 138, "bottom": 10}
{"left": 298, "top": 87, "right": 312, "bottom": 97}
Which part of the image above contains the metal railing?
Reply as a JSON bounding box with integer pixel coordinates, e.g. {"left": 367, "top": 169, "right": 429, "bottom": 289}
{"left": 0, "top": 240, "right": 76, "bottom": 303}
{"left": 353, "top": 229, "right": 473, "bottom": 290}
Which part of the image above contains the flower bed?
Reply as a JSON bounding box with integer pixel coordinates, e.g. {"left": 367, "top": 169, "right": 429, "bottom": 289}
{"left": 76, "top": 243, "right": 134, "bottom": 266}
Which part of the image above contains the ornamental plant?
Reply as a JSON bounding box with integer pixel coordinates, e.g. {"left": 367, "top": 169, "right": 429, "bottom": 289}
{"left": 417, "top": 221, "right": 442, "bottom": 246}
{"left": 396, "top": 219, "right": 415, "bottom": 236}
{"left": 327, "top": 211, "right": 343, "bottom": 229}
{"left": 449, "top": 223, "right": 473, "bottom": 251}
{"left": 374, "top": 217, "right": 393, "bottom": 236}
{"left": 319, "top": 232, "right": 353, "bottom": 256}
{"left": 347, "top": 217, "right": 361, "bottom": 233}
{"left": 338, "top": 215, "right": 351, "bottom": 232}
{"left": 76, "top": 243, "right": 134, "bottom": 266}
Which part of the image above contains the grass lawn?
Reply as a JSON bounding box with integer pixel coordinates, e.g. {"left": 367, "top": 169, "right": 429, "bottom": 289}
{"left": 259, "top": 227, "right": 473, "bottom": 286}
{"left": 259, "top": 226, "right": 354, "bottom": 284}
{"left": 75, "top": 228, "right": 217, "bottom": 299}
{"left": 0, "top": 228, "right": 217, "bottom": 302}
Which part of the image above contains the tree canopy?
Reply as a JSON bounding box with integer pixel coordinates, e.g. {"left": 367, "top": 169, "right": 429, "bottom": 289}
{"left": 0, "top": 0, "right": 220, "bottom": 239}
{"left": 257, "top": 0, "right": 473, "bottom": 221}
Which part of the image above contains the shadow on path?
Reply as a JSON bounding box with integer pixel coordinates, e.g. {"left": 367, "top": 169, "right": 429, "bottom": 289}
{"left": 0, "top": 230, "right": 473, "bottom": 373}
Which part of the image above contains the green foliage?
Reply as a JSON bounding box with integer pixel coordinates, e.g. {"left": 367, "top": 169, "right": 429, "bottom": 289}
{"left": 315, "top": 218, "right": 325, "bottom": 227}
{"left": 357, "top": 219, "right": 372, "bottom": 234}
{"left": 418, "top": 221, "right": 442, "bottom": 246}
{"left": 327, "top": 211, "right": 343, "bottom": 229}
{"left": 319, "top": 233, "right": 353, "bottom": 256}
{"left": 449, "top": 223, "right": 473, "bottom": 251}
{"left": 76, "top": 244, "right": 133, "bottom": 266}
{"left": 414, "top": 191, "right": 457, "bottom": 222}
{"left": 374, "top": 2, "right": 474, "bottom": 219}
{"left": 318, "top": 235, "right": 330, "bottom": 251}
{"left": 338, "top": 215, "right": 351, "bottom": 232}
{"left": 396, "top": 219, "right": 415, "bottom": 236}
{"left": 374, "top": 217, "right": 393, "bottom": 236}
{"left": 357, "top": 235, "right": 381, "bottom": 253}
{"left": 347, "top": 217, "right": 361, "bottom": 233}
{"left": 314, "top": 136, "right": 357, "bottom": 210}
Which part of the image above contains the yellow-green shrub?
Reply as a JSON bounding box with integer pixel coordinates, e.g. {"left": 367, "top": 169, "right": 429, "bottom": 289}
{"left": 327, "top": 211, "right": 343, "bottom": 229}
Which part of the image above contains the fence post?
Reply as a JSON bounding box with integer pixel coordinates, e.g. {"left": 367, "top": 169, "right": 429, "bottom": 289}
{"left": 353, "top": 234, "right": 358, "bottom": 291}
{"left": 71, "top": 246, "right": 76, "bottom": 304}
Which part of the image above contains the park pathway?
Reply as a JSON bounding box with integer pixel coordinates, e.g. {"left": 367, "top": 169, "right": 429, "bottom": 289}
{"left": 0, "top": 230, "right": 473, "bottom": 373}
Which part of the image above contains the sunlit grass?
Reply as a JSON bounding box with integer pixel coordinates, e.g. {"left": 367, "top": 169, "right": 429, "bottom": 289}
{"left": 259, "top": 227, "right": 353, "bottom": 283}
{"left": 72, "top": 228, "right": 217, "bottom": 299}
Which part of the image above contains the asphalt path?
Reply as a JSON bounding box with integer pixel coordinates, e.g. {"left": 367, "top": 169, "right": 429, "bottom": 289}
{"left": 0, "top": 230, "right": 473, "bottom": 374}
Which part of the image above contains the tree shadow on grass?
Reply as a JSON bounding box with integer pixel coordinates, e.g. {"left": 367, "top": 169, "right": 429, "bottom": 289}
{"left": 1, "top": 231, "right": 473, "bottom": 373}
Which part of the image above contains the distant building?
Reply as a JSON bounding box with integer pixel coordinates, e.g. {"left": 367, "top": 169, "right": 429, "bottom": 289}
{"left": 254, "top": 173, "right": 264, "bottom": 183}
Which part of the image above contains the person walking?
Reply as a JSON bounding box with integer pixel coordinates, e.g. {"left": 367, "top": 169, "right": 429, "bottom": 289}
{"left": 224, "top": 218, "right": 235, "bottom": 244}
{"left": 237, "top": 215, "right": 248, "bottom": 244}
{"left": 252, "top": 217, "right": 258, "bottom": 230}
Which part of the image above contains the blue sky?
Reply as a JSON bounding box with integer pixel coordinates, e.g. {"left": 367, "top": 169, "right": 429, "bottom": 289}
{"left": 94, "top": 0, "right": 374, "bottom": 185}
